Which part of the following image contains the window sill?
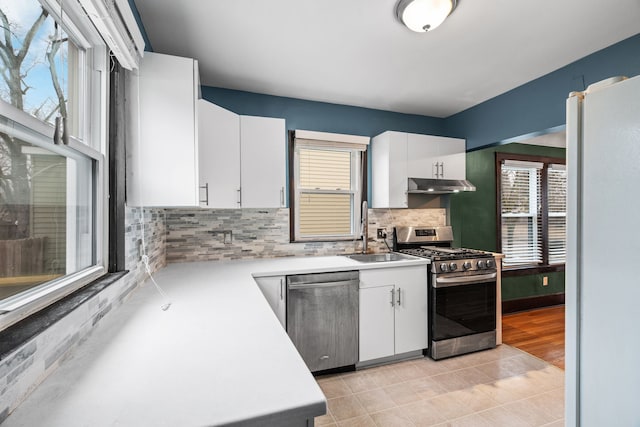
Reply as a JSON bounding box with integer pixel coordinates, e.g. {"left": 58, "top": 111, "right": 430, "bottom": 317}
{"left": 0, "top": 271, "right": 128, "bottom": 361}
{"left": 502, "top": 264, "right": 565, "bottom": 277}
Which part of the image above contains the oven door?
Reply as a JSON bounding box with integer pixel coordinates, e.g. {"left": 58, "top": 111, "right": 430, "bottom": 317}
{"left": 431, "top": 272, "right": 497, "bottom": 342}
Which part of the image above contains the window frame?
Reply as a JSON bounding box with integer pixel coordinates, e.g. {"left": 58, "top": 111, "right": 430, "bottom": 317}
{"left": 495, "top": 152, "right": 566, "bottom": 274}
{"left": 288, "top": 131, "right": 366, "bottom": 243}
{"left": 0, "top": 0, "right": 109, "bottom": 331}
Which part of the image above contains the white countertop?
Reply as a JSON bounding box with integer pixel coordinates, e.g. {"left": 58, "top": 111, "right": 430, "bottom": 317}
{"left": 4, "top": 255, "right": 428, "bottom": 427}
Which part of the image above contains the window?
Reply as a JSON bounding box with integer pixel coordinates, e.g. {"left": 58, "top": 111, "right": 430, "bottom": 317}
{"left": 290, "top": 130, "right": 369, "bottom": 241}
{"left": 0, "top": 0, "right": 109, "bottom": 330}
{"left": 547, "top": 165, "right": 567, "bottom": 264}
{"left": 497, "top": 153, "right": 566, "bottom": 269}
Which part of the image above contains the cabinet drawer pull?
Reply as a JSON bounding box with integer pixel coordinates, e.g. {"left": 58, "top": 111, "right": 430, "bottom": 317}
{"left": 390, "top": 288, "right": 395, "bottom": 307}
{"left": 237, "top": 188, "right": 241, "bottom": 205}
{"left": 397, "top": 287, "right": 401, "bottom": 306}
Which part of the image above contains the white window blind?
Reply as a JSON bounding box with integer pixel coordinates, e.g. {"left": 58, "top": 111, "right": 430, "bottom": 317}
{"left": 501, "top": 162, "right": 543, "bottom": 267}
{"left": 548, "top": 164, "right": 567, "bottom": 264}
{"left": 298, "top": 149, "right": 353, "bottom": 236}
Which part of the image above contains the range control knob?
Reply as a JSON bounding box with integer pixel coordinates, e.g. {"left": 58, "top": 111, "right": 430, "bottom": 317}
{"left": 477, "top": 260, "right": 486, "bottom": 269}
{"left": 449, "top": 262, "right": 458, "bottom": 271}
{"left": 439, "top": 263, "right": 449, "bottom": 272}
{"left": 486, "top": 259, "right": 495, "bottom": 269}
{"left": 462, "top": 261, "right": 472, "bottom": 270}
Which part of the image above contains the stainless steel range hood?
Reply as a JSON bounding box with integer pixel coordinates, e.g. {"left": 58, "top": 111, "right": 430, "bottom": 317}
{"left": 407, "top": 177, "right": 476, "bottom": 194}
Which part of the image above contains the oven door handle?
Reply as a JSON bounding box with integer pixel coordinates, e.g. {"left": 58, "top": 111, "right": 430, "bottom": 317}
{"left": 434, "top": 272, "right": 497, "bottom": 288}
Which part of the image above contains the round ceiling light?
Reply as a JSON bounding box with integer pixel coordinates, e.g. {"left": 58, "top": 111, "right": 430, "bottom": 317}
{"left": 396, "top": 0, "right": 457, "bottom": 33}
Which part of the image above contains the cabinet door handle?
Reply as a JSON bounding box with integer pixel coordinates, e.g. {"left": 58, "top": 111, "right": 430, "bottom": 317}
{"left": 237, "top": 188, "right": 241, "bottom": 206}
{"left": 280, "top": 187, "right": 285, "bottom": 207}
{"left": 199, "top": 183, "right": 209, "bottom": 206}
{"left": 397, "top": 287, "right": 401, "bottom": 306}
{"left": 433, "top": 162, "right": 439, "bottom": 179}
{"left": 440, "top": 162, "right": 445, "bottom": 179}
{"left": 390, "top": 288, "right": 395, "bottom": 307}
{"left": 280, "top": 278, "right": 284, "bottom": 300}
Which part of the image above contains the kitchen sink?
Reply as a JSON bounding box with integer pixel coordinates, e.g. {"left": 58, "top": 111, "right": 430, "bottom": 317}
{"left": 344, "top": 253, "right": 415, "bottom": 263}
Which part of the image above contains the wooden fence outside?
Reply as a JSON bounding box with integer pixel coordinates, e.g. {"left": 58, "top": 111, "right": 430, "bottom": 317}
{"left": 0, "top": 237, "right": 46, "bottom": 277}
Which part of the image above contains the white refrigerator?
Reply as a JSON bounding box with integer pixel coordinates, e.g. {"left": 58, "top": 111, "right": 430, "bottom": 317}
{"left": 566, "top": 75, "right": 640, "bottom": 426}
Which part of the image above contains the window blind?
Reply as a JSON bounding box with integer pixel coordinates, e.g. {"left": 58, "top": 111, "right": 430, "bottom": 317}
{"left": 298, "top": 149, "right": 353, "bottom": 237}
{"left": 294, "top": 130, "right": 370, "bottom": 151}
{"left": 299, "top": 149, "right": 351, "bottom": 190}
{"left": 501, "top": 163, "right": 543, "bottom": 267}
{"left": 547, "top": 166, "right": 567, "bottom": 264}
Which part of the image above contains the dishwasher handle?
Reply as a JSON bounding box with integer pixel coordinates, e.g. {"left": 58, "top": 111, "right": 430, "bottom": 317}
{"left": 288, "top": 279, "right": 359, "bottom": 290}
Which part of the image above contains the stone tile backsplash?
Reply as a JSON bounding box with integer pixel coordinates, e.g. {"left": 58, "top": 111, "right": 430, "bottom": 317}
{"left": 0, "top": 205, "right": 447, "bottom": 421}
{"left": 165, "top": 208, "right": 446, "bottom": 263}
{"left": 0, "top": 207, "right": 166, "bottom": 421}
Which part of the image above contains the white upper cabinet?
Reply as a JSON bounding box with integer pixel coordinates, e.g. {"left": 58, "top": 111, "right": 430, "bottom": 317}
{"left": 371, "top": 131, "right": 408, "bottom": 208}
{"left": 198, "top": 102, "right": 286, "bottom": 209}
{"left": 407, "top": 134, "right": 466, "bottom": 180}
{"left": 127, "top": 52, "right": 285, "bottom": 209}
{"left": 198, "top": 100, "right": 241, "bottom": 208}
{"left": 127, "top": 52, "right": 200, "bottom": 207}
{"left": 371, "top": 131, "right": 466, "bottom": 208}
{"left": 240, "top": 116, "right": 286, "bottom": 208}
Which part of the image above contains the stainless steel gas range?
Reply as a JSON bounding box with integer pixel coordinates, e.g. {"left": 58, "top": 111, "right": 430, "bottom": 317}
{"left": 393, "top": 226, "right": 497, "bottom": 360}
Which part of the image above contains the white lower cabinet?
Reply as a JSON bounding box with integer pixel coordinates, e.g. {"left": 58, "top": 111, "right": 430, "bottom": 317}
{"left": 254, "top": 276, "right": 286, "bottom": 327}
{"left": 359, "top": 284, "right": 396, "bottom": 361}
{"left": 359, "top": 266, "right": 428, "bottom": 363}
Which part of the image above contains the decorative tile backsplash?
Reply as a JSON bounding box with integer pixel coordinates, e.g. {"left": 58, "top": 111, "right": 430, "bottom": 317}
{"left": 0, "top": 207, "right": 166, "bottom": 421}
{"left": 165, "top": 208, "right": 446, "bottom": 263}
{"left": 0, "top": 205, "right": 447, "bottom": 421}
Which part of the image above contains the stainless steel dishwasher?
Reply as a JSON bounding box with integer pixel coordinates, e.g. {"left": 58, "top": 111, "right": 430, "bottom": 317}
{"left": 287, "top": 270, "right": 359, "bottom": 373}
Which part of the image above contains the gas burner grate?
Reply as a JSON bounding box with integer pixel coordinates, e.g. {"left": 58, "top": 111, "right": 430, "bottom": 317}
{"left": 398, "top": 246, "right": 492, "bottom": 260}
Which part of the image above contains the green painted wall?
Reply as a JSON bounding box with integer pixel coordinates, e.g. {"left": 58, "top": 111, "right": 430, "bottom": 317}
{"left": 450, "top": 142, "right": 566, "bottom": 301}
{"left": 502, "top": 272, "right": 565, "bottom": 301}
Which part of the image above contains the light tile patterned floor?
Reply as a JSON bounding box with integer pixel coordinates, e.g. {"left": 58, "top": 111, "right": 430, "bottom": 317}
{"left": 314, "top": 345, "right": 564, "bottom": 427}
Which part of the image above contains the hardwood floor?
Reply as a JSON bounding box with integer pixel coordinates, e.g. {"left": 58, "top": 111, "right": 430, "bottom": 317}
{"left": 502, "top": 305, "right": 565, "bottom": 370}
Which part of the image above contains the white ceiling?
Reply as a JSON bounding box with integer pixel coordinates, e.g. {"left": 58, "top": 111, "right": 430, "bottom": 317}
{"left": 134, "top": 0, "right": 640, "bottom": 118}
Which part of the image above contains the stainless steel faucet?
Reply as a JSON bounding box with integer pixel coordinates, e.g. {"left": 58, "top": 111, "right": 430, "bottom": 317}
{"left": 361, "top": 200, "right": 368, "bottom": 254}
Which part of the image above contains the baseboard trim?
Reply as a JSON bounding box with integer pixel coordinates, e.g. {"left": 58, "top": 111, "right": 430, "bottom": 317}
{"left": 502, "top": 294, "right": 565, "bottom": 314}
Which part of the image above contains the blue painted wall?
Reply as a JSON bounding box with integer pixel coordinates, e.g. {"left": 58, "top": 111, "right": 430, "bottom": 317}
{"left": 445, "top": 33, "right": 640, "bottom": 150}
{"left": 129, "top": 0, "right": 153, "bottom": 51}
{"left": 131, "top": 1, "right": 640, "bottom": 152}
{"left": 201, "top": 87, "right": 446, "bottom": 137}
{"left": 201, "top": 87, "right": 447, "bottom": 203}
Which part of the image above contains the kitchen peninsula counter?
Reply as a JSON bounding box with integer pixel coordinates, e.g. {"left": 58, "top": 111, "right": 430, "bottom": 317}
{"left": 3, "top": 255, "right": 427, "bottom": 427}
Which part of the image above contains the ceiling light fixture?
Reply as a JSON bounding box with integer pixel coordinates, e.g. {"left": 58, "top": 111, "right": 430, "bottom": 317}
{"left": 396, "top": 0, "right": 457, "bottom": 33}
